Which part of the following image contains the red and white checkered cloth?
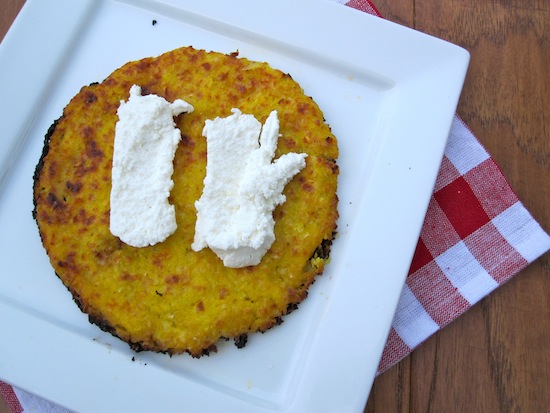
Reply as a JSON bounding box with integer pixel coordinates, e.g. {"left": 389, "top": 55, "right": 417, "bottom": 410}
{"left": 377, "top": 115, "right": 550, "bottom": 373}
{"left": 334, "top": 0, "right": 550, "bottom": 375}
{"left": 2, "top": 0, "right": 549, "bottom": 412}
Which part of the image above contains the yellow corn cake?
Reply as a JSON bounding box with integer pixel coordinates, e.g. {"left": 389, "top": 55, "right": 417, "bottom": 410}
{"left": 33, "top": 46, "right": 339, "bottom": 357}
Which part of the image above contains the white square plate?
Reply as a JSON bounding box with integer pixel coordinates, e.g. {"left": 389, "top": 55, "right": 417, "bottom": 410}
{"left": 0, "top": 1, "right": 469, "bottom": 412}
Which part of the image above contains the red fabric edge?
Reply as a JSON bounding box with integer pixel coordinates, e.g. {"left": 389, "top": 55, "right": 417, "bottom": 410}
{"left": 345, "top": 0, "right": 383, "bottom": 17}
{"left": 0, "top": 382, "right": 23, "bottom": 413}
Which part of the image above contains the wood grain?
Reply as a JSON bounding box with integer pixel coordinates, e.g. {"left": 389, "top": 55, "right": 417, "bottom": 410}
{"left": 0, "top": 1, "right": 548, "bottom": 413}
{"left": 0, "top": 0, "right": 24, "bottom": 43}
{"left": 366, "top": 1, "right": 550, "bottom": 412}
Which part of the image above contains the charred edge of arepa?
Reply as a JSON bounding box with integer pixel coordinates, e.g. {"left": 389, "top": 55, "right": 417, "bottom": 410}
{"left": 66, "top": 226, "right": 337, "bottom": 357}
{"left": 32, "top": 116, "right": 62, "bottom": 221}
{"left": 312, "top": 235, "right": 336, "bottom": 262}
{"left": 236, "top": 229, "right": 338, "bottom": 349}
{"left": 31, "top": 81, "right": 101, "bottom": 221}
{"left": 234, "top": 334, "right": 248, "bottom": 349}
{"left": 72, "top": 287, "right": 219, "bottom": 358}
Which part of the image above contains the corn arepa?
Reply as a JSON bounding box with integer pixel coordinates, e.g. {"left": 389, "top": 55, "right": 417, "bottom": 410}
{"left": 32, "top": 46, "right": 339, "bottom": 357}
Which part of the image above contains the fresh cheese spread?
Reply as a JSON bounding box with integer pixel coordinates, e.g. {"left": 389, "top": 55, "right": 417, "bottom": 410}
{"left": 110, "top": 85, "right": 194, "bottom": 247}
{"left": 192, "top": 109, "right": 307, "bottom": 268}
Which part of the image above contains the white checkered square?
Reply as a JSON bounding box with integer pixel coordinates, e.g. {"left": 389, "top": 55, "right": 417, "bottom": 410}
{"left": 435, "top": 240, "right": 498, "bottom": 304}
{"left": 444, "top": 117, "right": 490, "bottom": 175}
{"left": 492, "top": 202, "right": 550, "bottom": 262}
{"left": 392, "top": 284, "right": 439, "bottom": 349}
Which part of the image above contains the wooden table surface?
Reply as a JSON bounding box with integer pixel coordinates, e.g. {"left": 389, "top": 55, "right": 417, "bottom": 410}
{"left": 1, "top": 1, "right": 548, "bottom": 412}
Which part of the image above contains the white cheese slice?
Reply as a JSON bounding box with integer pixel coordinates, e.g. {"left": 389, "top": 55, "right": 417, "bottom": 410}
{"left": 110, "top": 85, "right": 194, "bottom": 247}
{"left": 192, "top": 109, "right": 307, "bottom": 268}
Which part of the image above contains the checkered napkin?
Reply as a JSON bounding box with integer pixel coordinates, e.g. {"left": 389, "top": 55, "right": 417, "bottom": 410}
{"left": 334, "top": 0, "right": 550, "bottom": 375}
{"left": 377, "top": 116, "right": 550, "bottom": 373}
{"left": 2, "top": 0, "right": 550, "bottom": 412}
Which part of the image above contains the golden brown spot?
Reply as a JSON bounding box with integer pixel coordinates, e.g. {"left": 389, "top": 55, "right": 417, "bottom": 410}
{"left": 84, "top": 91, "right": 97, "bottom": 104}
{"left": 85, "top": 139, "right": 104, "bottom": 159}
{"left": 46, "top": 192, "right": 64, "bottom": 210}
{"left": 284, "top": 138, "right": 297, "bottom": 149}
{"left": 66, "top": 181, "right": 82, "bottom": 193}
{"left": 37, "top": 210, "right": 52, "bottom": 225}
{"left": 323, "top": 157, "right": 339, "bottom": 174}
{"left": 196, "top": 301, "right": 205, "bottom": 312}
{"left": 165, "top": 274, "right": 180, "bottom": 285}
{"left": 73, "top": 209, "right": 96, "bottom": 225}
{"left": 120, "top": 272, "right": 137, "bottom": 282}
{"left": 273, "top": 208, "right": 285, "bottom": 220}
{"left": 57, "top": 253, "right": 78, "bottom": 272}
{"left": 302, "top": 183, "right": 313, "bottom": 192}
{"left": 298, "top": 103, "right": 309, "bottom": 114}
{"left": 103, "top": 78, "right": 118, "bottom": 87}
{"left": 193, "top": 284, "right": 207, "bottom": 293}
{"left": 82, "top": 126, "right": 94, "bottom": 139}
{"left": 287, "top": 288, "right": 298, "bottom": 300}
{"left": 180, "top": 134, "right": 195, "bottom": 147}
{"left": 100, "top": 210, "right": 110, "bottom": 225}
{"left": 94, "top": 239, "right": 123, "bottom": 264}
{"left": 189, "top": 52, "right": 201, "bottom": 63}
{"left": 47, "top": 161, "right": 58, "bottom": 179}
{"left": 135, "top": 59, "right": 153, "bottom": 73}
{"left": 151, "top": 252, "right": 169, "bottom": 267}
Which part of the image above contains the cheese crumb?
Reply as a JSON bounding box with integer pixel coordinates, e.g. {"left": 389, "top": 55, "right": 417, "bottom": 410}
{"left": 192, "top": 109, "right": 307, "bottom": 268}
{"left": 110, "top": 85, "right": 194, "bottom": 247}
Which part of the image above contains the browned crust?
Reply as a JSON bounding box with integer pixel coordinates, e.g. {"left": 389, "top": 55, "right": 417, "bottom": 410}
{"left": 32, "top": 116, "right": 61, "bottom": 220}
